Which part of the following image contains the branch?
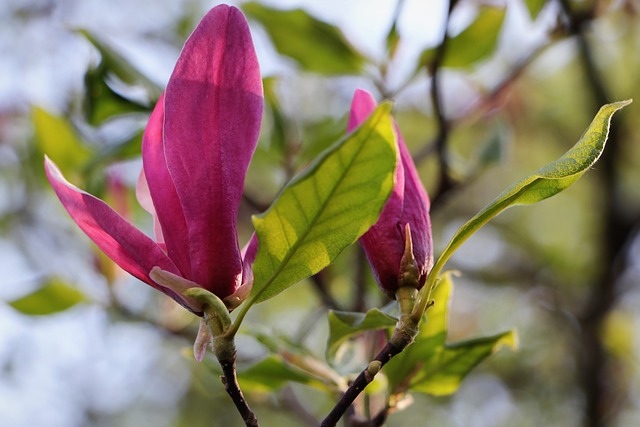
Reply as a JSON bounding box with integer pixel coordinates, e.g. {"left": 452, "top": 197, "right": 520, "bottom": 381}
{"left": 280, "top": 386, "right": 319, "bottom": 427}
{"left": 320, "top": 341, "right": 404, "bottom": 427}
{"left": 310, "top": 270, "right": 341, "bottom": 310}
{"left": 219, "top": 353, "right": 260, "bottom": 427}
{"left": 320, "top": 294, "right": 421, "bottom": 427}
{"left": 414, "top": 39, "right": 551, "bottom": 209}
{"left": 427, "top": 0, "right": 457, "bottom": 204}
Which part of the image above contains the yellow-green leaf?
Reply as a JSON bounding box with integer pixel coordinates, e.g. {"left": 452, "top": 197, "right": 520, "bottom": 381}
{"left": 248, "top": 103, "right": 397, "bottom": 304}
{"left": 327, "top": 308, "right": 398, "bottom": 360}
{"left": 420, "top": 100, "right": 632, "bottom": 306}
{"left": 33, "top": 107, "right": 91, "bottom": 173}
{"left": 408, "top": 330, "right": 517, "bottom": 396}
{"left": 525, "top": 0, "right": 547, "bottom": 19}
{"left": 385, "top": 273, "right": 517, "bottom": 396}
{"left": 242, "top": 2, "right": 367, "bottom": 75}
{"left": 9, "top": 279, "right": 87, "bottom": 315}
{"left": 420, "top": 6, "right": 506, "bottom": 69}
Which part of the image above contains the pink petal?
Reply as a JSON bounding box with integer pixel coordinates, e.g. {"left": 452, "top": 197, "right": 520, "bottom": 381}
{"left": 348, "top": 90, "right": 404, "bottom": 293}
{"left": 347, "top": 89, "right": 380, "bottom": 132}
{"left": 163, "top": 5, "right": 263, "bottom": 298}
{"left": 45, "top": 157, "right": 198, "bottom": 313}
{"left": 141, "top": 94, "right": 192, "bottom": 279}
{"left": 397, "top": 138, "right": 433, "bottom": 283}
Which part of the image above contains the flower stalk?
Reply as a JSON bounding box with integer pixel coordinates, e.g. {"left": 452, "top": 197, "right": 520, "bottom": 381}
{"left": 185, "top": 287, "right": 258, "bottom": 427}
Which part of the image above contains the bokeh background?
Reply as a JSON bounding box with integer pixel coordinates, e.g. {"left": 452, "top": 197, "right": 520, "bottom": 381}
{"left": 1, "top": 0, "right": 639, "bottom": 426}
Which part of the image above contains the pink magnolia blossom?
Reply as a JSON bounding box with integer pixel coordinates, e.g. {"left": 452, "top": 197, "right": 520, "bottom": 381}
{"left": 45, "top": 5, "right": 262, "bottom": 314}
{"left": 348, "top": 89, "right": 433, "bottom": 298}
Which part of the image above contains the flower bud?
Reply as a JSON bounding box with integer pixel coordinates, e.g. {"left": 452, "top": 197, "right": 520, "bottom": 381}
{"left": 348, "top": 89, "right": 433, "bottom": 299}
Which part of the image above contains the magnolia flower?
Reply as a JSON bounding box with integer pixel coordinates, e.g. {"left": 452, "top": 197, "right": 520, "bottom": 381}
{"left": 348, "top": 89, "right": 433, "bottom": 299}
{"left": 45, "top": 5, "right": 263, "bottom": 315}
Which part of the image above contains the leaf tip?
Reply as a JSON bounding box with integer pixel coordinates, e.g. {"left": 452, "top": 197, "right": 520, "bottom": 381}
{"left": 377, "top": 100, "right": 394, "bottom": 116}
{"left": 606, "top": 98, "right": 633, "bottom": 113}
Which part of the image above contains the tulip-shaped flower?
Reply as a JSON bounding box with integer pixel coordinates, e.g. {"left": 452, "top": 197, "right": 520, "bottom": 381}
{"left": 348, "top": 89, "right": 433, "bottom": 299}
{"left": 45, "top": 5, "right": 263, "bottom": 315}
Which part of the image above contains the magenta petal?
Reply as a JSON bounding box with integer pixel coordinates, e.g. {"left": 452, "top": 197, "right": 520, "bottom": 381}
{"left": 45, "top": 157, "right": 198, "bottom": 313}
{"left": 141, "top": 94, "right": 192, "bottom": 279}
{"left": 347, "top": 89, "right": 380, "bottom": 133}
{"left": 163, "top": 5, "right": 263, "bottom": 298}
{"left": 397, "top": 139, "right": 433, "bottom": 282}
{"left": 349, "top": 89, "right": 433, "bottom": 297}
{"left": 348, "top": 90, "right": 404, "bottom": 293}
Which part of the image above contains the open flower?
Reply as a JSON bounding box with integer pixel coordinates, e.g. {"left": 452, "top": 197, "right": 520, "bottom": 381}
{"left": 45, "top": 5, "right": 263, "bottom": 314}
{"left": 348, "top": 89, "right": 433, "bottom": 299}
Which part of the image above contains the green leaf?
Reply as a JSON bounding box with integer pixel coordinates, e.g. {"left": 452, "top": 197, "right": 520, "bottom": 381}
{"left": 83, "top": 66, "right": 149, "bottom": 126}
{"left": 242, "top": 2, "right": 367, "bottom": 75}
{"left": 524, "top": 0, "right": 547, "bottom": 20}
{"left": 263, "top": 76, "right": 290, "bottom": 154}
{"left": 420, "top": 6, "right": 506, "bottom": 69}
{"left": 385, "top": 273, "right": 517, "bottom": 396}
{"left": 408, "top": 331, "right": 516, "bottom": 396}
{"left": 237, "top": 355, "right": 329, "bottom": 392}
{"left": 384, "top": 272, "right": 453, "bottom": 389}
{"left": 243, "top": 330, "right": 347, "bottom": 393}
{"left": 327, "top": 308, "right": 398, "bottom": 360}
{"left": 9, "top": 279, "right": 87, "bottom": 315}
{"left": 33, "top": 107, "right": 92, "bottom": 173}
{"left": 418, "top": 100, "right": 632, "bottom": 309}
{"left": 79, "top": 30, "right": 161, "bottom": 97}
{"left": 83, "top": 130, "right": 144, "bottom": 173}
{"left": 79, "top": 30, "right": 160, "bottom": 125}
{"left": 248, "top": 102, "right": 397, "bottom": 304}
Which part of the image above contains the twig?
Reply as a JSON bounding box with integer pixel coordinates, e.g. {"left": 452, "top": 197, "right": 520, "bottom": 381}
{"left": 310, "top": 270, "right": 341, "bottom": 310}
{"left": 219, "top": 353, "right": 260, "bottom": 427}
{"left": 319, "top": 341, "right": 405, "bottom": 427}
{"left": 280, "top": 386, "right": 319, "bottom": 427}
{"left": 353, "top": 246, "right": 369, "bottom": 312}
{"left": 427, "top": 0, "right": 457, "bottom": 206}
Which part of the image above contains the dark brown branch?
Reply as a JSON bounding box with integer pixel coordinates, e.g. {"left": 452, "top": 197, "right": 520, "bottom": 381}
{"left": 219, "top": 354, "right": 260, "bottom": 427}
{"left": 353, "top": 246, "right": 369, "bottom": 312}
{"left": 310, "top": 270, "right": 341, "bottom": 310}
{"left": 427, "top": 0, "right": 457, "bottom": 206}
{"left": 320, "top": 341, "right": 404, "bottom": 427}
{"left": 415, "top": 39, "right": 551, "bottom": 212}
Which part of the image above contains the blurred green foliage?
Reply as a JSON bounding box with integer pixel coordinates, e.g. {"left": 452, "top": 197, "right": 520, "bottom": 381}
{"left": 2, "top": 0, "right": 639, "bottom": 426}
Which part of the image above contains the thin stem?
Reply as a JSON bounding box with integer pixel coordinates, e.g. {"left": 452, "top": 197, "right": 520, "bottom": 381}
{"left": 428, "top": 0, "right": 457, "bottom": 204}
{"left": 219, "top": 353, "right": 260, "bottom": 427}
{"left": 311, "top": 270, "right": 341, "bottom": 310}
{"left": 320, "top": 308, "right": 418, "bottom": 427}
{"left": 280, "top": 386, "right": 319, "bottom": 427}
{"left": 320, "top": 341, "right": 403, "bottom": 427}
{"left": 353, "top": 246, "right": 369, "bottom": 312}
